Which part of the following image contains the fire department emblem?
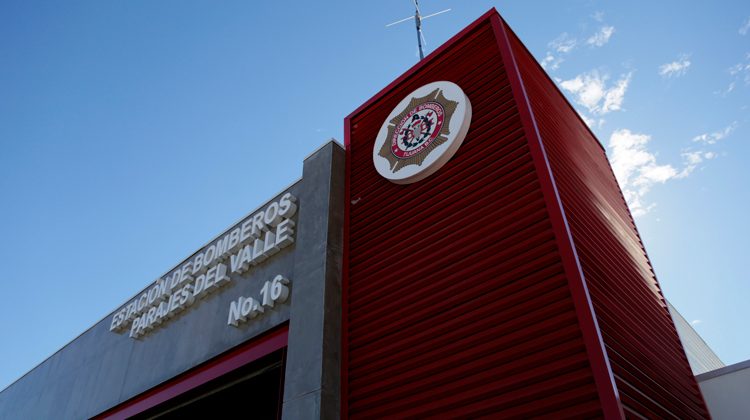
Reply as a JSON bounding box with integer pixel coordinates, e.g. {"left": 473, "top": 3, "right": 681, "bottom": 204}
{"left": 373, "top": 81, "right": 472, "bottom": 184}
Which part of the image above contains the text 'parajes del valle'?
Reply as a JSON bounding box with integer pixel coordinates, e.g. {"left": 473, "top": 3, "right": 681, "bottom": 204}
{"left": 109, "top": 192, "right": 297, "bottom": 339}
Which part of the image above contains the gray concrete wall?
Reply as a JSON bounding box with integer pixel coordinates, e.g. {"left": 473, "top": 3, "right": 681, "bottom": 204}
{"left": 0, "top": 140, "right": 344, "bottom": 420}
{"left": 282, "top": 141, "right": 344, "bottom": 420}
{"left": 696, "top": 360, "right": 750, "bottom": 420}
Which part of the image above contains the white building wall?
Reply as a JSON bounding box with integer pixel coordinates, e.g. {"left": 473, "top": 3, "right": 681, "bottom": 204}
{"left": 696, "top": 361, "right": 750, "bottom": 420}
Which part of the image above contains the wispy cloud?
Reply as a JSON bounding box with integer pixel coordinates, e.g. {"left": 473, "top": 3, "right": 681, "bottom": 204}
{"left": 716, "top": 81, "right": 736, "bottom": 96}
{"left": 575, "top": 111, "right": 605, "bottom": 129}
{"left": 541, "top": 52, "right": 564, "bottom": 71}
{"left": 608, "top": 129, "right": 721, "bottom": 217}
{"left": 579, "top": 112, "right": 594, "bottom": 128}
{"left": 550, "top": 33, "right": 577, "bottom": 53}
{"left": 718, "top": 54, "right": 750, "bottom": 96}
{"left": 541, "top": 17, "right": 615, "bottom": 71}
{"left": 691, "top": 319, "right": 702, "bottom": 326}
{"left": 728, "top": 53, "right": 750, "bottom": 86}
{"left": 587, "top": 26, "right": 615, "bottom": 47}
{"left": 680, "top": 150, "right": 717, "bottom": 176}
{"left": 740, "top": 17, "right": 750, "bottom": 35}
{"left": 693, "top": 122, "right": 738, "bottom": 144}
{"left": 541, "top": 33, "right": 577, "bottom": 71}
{"left": 560, "top": 70, "right": 632, "bottom": 115}
{"left": 609, "top": 129, "right": 679, "bottom": 216}
{"left": 659, "top": 55, "right": 691, "bottom": 78}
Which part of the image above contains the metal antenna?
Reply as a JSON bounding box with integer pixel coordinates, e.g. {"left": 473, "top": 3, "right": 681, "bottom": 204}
{"left": 386, "top": 1, "right": 451, "bottom": 61}
{"left": 414, "top": 0, "right": 424, "bottom": 60}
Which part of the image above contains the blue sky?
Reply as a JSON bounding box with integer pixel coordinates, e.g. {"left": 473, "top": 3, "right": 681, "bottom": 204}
{"left": 0, "top": 0, "right": 747, "bottom": 390}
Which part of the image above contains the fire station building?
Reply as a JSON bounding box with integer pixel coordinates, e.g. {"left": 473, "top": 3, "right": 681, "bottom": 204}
{"left": 0, "top": 9, "right": 743, "bottom": 419}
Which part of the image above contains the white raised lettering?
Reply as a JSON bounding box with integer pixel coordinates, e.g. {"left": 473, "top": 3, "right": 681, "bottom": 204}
{"left": 279, "top": 193, "right": 297, "bottom": 218}
{"left": 275, "top": 219, "right": 295, "bottom": 248}
{"left": 253, "top": 238, "right": 267, "bottom": 263}
{"left": 251, "top": 211, "right": 265, "bottom": 238}
{"left": 240, "top": 219, "right": 253, "bottom": 243}
{"left": 264, "top": 202, "right": 281, "bottom": 226}
{"left": 263, "top": 230, "right": 279, "bottom": 257}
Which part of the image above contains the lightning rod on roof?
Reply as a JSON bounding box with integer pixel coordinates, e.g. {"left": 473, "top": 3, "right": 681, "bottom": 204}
{"left": 385, "top": 1, "right": 451, "bottom": 61}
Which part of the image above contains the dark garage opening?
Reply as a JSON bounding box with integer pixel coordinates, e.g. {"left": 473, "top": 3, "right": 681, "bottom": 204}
{"left": 132, "top": 349, "right": 286, "bottom": 420}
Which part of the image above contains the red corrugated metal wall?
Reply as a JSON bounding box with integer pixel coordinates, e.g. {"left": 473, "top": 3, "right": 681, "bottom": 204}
{"left": 344, "top": 14, "right": 604, "bottom": 418}
{"left": 505, "top": 19, "right": 710, "bottom": 420}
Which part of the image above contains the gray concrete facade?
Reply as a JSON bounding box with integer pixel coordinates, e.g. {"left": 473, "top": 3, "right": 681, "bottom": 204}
{"left": 282, "top": 141, "right": 344, "bottom": 420}
{"left": 0, "top": 140, "right": 344, "bottom": 420}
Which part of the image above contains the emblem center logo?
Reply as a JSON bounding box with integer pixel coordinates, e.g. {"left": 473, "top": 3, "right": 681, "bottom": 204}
{"left": 392, "top": 101, "right": 445, "bottom": 158}
{"left": 372, "top": 81, "right": 472, "bottom": 184}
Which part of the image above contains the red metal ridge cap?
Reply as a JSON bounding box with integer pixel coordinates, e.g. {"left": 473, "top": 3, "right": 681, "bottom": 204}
{"left": 344, "top": 7, "right": 499, "bottom": 133}
{"left": 497, "top": 16, "right": 607, "bottom": 153}
{"left": 491, "top": 15, "right": 625, "bottom": 419}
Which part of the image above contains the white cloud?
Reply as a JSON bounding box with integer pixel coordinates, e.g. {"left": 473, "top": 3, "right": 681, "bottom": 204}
{"left": 692, "top": 122, "right": 738, "bottom": 144}
{"left": 560, "top": 70, "right": 632, "bottom": 115}
{"left": 740, "top": 17, "right": 750, "bottom": 35}
{"left": 659, "top": 55, "right": 691, "bottom": 78}
{"left": 680, "top": 150, "right": 717, "bottom": 177}
{"left": 541, "top": 52, "right": 564, "bottom": 71}
{"left": 608, "top": 129, "right": 678, "bottom": 216}
{"left": 608, "top": 129, "right": 719, "bottom": 217}
{"left": 716, "top": 81, "right": 736, "bottom": 96}
{"left": 574, "top": 111, "right": 606, "bottom": 130}
{"left": 719, "top": 54, "right": 749, "bottom": 96}
{"left": 602, "top": 75, "right": 630, "bottom": 113}
{"left": 540, "top": 33, "right": 578, "bottom": 71}
{"left": 587, "top": 26, "right": 615, "bottom": 47}
{"left": 549, "top": 33, "right": 577, "bottom": 53}
{"left": 691, "top": 319, "right": 702, "bottom": 326}
{"left": 682, "top": 151, "right": 704, "bottom": 166}
{"left": 728, "top": 53, "right": 750, "bottom": 86}
{"left": 578, "top": 112, "right": 595, "bottom": 128}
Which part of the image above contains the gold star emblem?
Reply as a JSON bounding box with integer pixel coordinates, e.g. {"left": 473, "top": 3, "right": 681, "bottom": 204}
{"left": 378, "top": 88, "right": 458, "bottom": 172}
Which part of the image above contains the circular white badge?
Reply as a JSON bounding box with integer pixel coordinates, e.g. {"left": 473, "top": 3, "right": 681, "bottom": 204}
{"left": 372, "top": 81, "right": 472, "bottom": 184}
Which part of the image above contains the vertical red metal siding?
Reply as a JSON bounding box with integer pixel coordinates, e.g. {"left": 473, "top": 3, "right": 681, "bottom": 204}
{"left": 344, "top": 16, "right": 603, "bottom": 419}
{"left": 505, "top": 23, "right": 710, "bottom": 419}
